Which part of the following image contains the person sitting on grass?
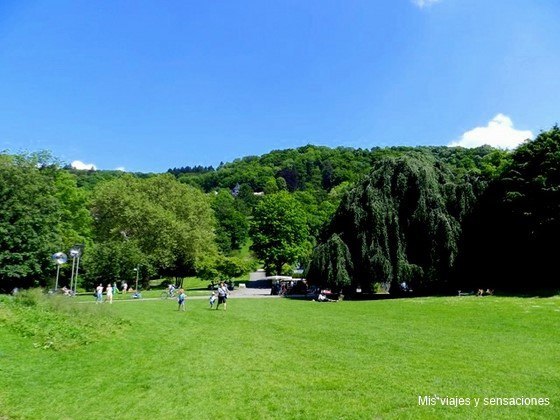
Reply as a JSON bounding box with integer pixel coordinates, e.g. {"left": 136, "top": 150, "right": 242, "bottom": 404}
{"left": 316, "top": 291, "right": 337, "bottom": 302}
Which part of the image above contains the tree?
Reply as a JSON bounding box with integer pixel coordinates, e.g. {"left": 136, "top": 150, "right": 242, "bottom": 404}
{"left": 211, "top": 189, "right": 249, "bottom": 253}
{"left": 53, "top": 170, "right": 93, "bottom": 252}
{"left": 459, "top": 126, "right": 560, "bottom": 292}
{"left": 0, "top": 154, "right": 62, "bottom": 290}
{"left": 306, "top": 234, "right": 353, "bottom": 291}
{"left": 250, "top": 191, "right": 310, "bottom": 275}
{"left": 90, "top": 174, "right": 217, "bottom": 284}
{"left": 216, "top": 256, "right": 255, "bottom": 281}
{"left": 310, "top": 153, "right": 479, "bottom": 294}
{"left": 82, "top": 240, "right": 146, "bottom": 290}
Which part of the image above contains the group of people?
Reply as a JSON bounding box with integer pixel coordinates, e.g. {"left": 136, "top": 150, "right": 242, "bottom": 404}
{"left": 477, "top": 288, "right": 494, "bottom": 296}
{"left": 458, "top": 288, "right": 495, "bottom": 297}
{"left": 211, "top": 281, "right": 229, "bottom": 310}
{"left": 91, "top": 280, "right": 230, "bottom": 309}
{"left": 95, "top": 283, "right": 112, "bottom": 303}
{"left": 177, "top": 281, "right": 230, "bottom": 312}
{"left": 94, "top": 281, "right": 133, "bottom": 303}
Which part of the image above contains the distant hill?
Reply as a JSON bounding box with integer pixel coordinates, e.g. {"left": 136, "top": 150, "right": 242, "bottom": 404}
{"left": 170, "top": 144, "right": 508, "bottom": 194}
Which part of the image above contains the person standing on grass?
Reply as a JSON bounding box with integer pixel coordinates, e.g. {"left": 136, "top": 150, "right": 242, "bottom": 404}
{"left": 106, "top": 283, "right": 113, "bottom": 304}
{"left": 209, "top": 291, "right": 216, "bottom": 309}
{"left": 216, "top": 282, "right": 228, "bottom": 311}
{"left": 177, "top": 288, "right": 186, "bottom": 311}
{"left": 122, "top": 282, "right": 128, "bottom": 294}
{"left": 95, "top": 283, "right": 103, "bottom": 303}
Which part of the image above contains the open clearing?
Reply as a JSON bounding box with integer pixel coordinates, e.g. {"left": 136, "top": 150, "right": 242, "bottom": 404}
{"left": 0, "top": 295, "right": 558, "bottom": 419}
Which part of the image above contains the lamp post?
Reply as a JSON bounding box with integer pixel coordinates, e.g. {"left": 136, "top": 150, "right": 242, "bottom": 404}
{"left": 51, "top": 252, "right": 68, "bottom": 291}
{"left": 134, "top": 265, "right": 139, "bottom": 292}
{"left": 69, "top": 245, "right": 83, "bottom": 295}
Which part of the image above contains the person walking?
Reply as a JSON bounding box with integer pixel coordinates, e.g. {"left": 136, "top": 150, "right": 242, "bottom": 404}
{"left": 95, "top": 283, "right": 103, "bottom": 303}
{"left": 209, "top": 291, "right": 216, "bottom": 309}
{"left": 106, "top": 283, "right": 113, "bottom": 304}
{"left": 177, "top": 289, "right": 186, "bottom": 311}
{"left": 216, "top": 282, "right": 228, "bottom": 311}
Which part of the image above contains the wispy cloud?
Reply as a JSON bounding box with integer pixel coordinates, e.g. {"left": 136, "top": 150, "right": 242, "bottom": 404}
{"left": 115, "top": 166, "right": 126, "bottom": 172}
{"left": 71, "top": 160, "right": 97, "bottom": 170}
{"left": 412, "top": 0, "right": 442, "bottom": 8}
{"left": 449, "top": 114, "right": 533, "bottom": 149}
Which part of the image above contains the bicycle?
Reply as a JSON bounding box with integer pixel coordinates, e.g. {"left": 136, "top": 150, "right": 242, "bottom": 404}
{"left": 160, "top": 288, "right": 177, "bottom": 299}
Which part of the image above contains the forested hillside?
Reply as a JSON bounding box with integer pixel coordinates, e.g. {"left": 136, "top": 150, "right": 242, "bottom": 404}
{"left": 2, "top": 128, "right": 559, "bottom": 295}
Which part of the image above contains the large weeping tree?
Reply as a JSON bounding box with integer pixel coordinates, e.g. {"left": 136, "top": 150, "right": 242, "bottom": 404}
{"left": 308, "top": 153, "right": 479, "bottom": 294}
{"left": 306, "top": 233, "right": 353, "bottom": 291}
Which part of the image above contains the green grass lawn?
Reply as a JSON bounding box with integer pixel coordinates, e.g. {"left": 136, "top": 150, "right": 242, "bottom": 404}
{"left": 0, "top": 293, "right": 558, "bottom": 419}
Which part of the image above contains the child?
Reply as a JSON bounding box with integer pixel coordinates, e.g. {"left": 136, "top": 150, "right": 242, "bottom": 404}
{"left": 178, "top": 289, "right": 186, "bottom": 311}
{"left": 209, "top": 291, "right": 216, "bottom": 309}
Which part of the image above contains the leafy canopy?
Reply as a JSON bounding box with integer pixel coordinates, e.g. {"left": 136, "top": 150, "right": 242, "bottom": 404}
{"left": 250, "top": 191, "right": 310, "bottom": 275}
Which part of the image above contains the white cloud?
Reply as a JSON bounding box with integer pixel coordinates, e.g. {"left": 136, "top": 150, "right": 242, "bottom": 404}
{"left": 412, "top": 0, "right": 442, "bottom": 8}
{"left": 449, "top": 114, "right": 533, "bottom": 149}
{"left": 115, "top": 166, "right": 126, "bottom": 172}
{"left": 71, "top": 160, "right": 97, "bottom": 170}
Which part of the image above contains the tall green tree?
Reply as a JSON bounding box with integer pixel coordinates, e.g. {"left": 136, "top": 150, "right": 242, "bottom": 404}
{"left": 0, "top": 154, "right": 62, "bottom": 290}
{"left": 250, "top": 191, "right": 310, "bottom": 275}
{"left": 53, "top": 170, "right": 93, "bottom": 251}
{"left": 90, "top": 174, "right": 217, "bottom": 286}
{"left": 309, "top": 153, "right": 479, "bottom": 294}
{"left": 459, "top": 126, "right": 560, "bottom": 292}
{"left": 211, "top": 189, "right": 249, "bottom": 253}
{"left": 306, "top": 233, "right": 353, "bottom": 291}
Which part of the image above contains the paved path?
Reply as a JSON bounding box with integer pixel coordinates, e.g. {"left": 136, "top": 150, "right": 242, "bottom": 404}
{"left": 228, "top": 286, "right": 273, "bottom": 298}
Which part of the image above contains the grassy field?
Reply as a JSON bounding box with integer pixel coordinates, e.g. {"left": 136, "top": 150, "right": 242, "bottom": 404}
{"left": 0, "top": 292, "right": 558, "bottom": 419}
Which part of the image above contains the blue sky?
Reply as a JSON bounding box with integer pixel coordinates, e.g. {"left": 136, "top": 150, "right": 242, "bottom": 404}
{"left": 1, "top": 0, "right": 558, "bottom": 172}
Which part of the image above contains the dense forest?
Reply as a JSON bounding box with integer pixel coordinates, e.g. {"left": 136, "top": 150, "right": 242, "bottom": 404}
{"left": 1, "top": 126, "right": 558, "bottom": 295}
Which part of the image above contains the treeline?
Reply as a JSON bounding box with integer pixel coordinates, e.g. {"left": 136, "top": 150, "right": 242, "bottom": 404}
{"left": 308, "top": 127, "right": 560, "bottom": 295}
{"left": 166, "top": 165, "right": 215, "bottom": 176}
{"left": 1, "top": 127, "right": 558, "bottom": 295}
{"left": 177, "top": 144, "right": 505, "bottom": 194}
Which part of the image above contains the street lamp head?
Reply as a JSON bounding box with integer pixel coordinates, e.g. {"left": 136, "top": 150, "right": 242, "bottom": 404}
{"left": 69, "top": 244, "right": 83, "bottom": 258}
{"left": 52, "top": 252, "right": 68, "bottom": 265}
